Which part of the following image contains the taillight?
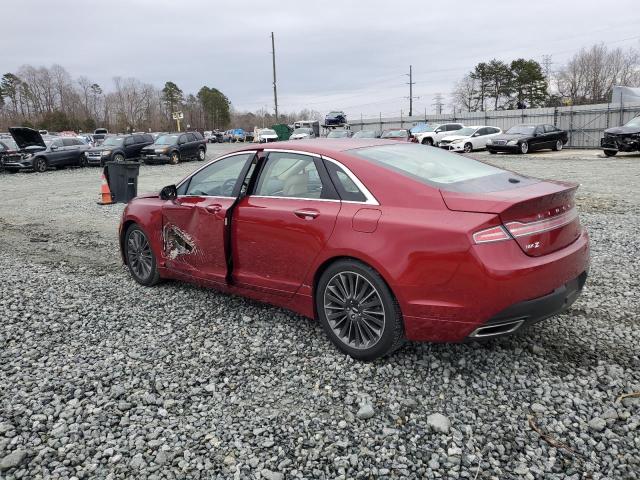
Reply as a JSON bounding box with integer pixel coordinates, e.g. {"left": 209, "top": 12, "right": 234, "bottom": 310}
{"left": 473, "top": 225, "right": 510, "bottom": 244}
{"left": 504, "top": 209, "right": 578, "bottom": 237}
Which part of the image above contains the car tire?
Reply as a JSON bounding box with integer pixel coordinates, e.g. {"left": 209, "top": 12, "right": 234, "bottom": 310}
{"left": 316, "top": 259, "right": 404, "bottom": 361}
{"left": 552, "top": 139, "right": 563, "bottom": 151}
{"left": 603, "top": 149, "right": 617, "bottom": 157}
{"left": 78, "top": 155, "right": 87, "bottom": 168}
{"left": 33, "top": 157, "right": 47, "bottom": 173}
{"left": 421, "top": 138, "right": 433, "bottom": 146}
{"left": 197, "top": 148, "right": 206, "bottom": 161}
{"left": 113, "top": 153, "right": 125, "bottom": 163}
{"left": 124, "top": 224, "right": 160, "bottom": 286}
{"left": 169, "top": 151, "right": 180, "bottom": 165}
{"left": 488, "top": 149, "right": 497, "bottom": 154}
{"left": 463, "top": 142, "right": 473, "bottom": 153}
{"left": 519, "top": 142, "right": 529, "bottom": 154}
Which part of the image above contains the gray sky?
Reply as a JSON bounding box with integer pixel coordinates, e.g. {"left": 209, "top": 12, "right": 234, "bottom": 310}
{"left": 4, "top": 0, "right": 640, "bottom": 118}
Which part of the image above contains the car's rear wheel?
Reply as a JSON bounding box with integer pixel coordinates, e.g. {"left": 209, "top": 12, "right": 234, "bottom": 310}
{"left": 125, "top": 224, "right": 160, "bottom": 286}
{"left": 553, "top": 139, "right": 563, "bottom": 151}
{"left": 197, "top": 148, "right": 206, "bottom": 161}
{"left": 603, "top": 149, "right": 617, "bottom": 157}
{"left": 519, "top": 142, "right": 529, "bottom": 154}
{"left": 113, "top": 153, "right": 125, "bottom": 162}
{"left": 464, "top": 142, "right": 473, "bottom": 153}
{"left": 169, "top": 152, "right": 180, "bottom": 165}
{"left": 421, "top": 138, "right": 433, "bottom": 146}
{"left": 316, "top": 259, "right": 404, "bottom": 361}
{"left": 78, "top": 155, "right": 87, "bottom": 167}
{"left": 33, "top": 157, "right": 47, "bottom": 173}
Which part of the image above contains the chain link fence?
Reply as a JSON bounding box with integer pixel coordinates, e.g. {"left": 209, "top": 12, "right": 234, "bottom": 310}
{"left": 350, "top": 102, "right": 640, "bottom": 148}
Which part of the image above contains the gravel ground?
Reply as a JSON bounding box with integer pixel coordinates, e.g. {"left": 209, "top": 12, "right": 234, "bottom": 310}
{"left": 1, "top": 147, "right": 639, "bottom": 479}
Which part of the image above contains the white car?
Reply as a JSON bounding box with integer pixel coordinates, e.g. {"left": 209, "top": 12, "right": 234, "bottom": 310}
{"left": 290, "top": 127, "right": 316, "bottom": 140}
{"left": 255, "top": 128, "right": 279, "bottom": 143}
{"left": 438, "top": 126, "right": 503, "bottom": 153}
{"left": 414, "top": 123, "right": 465, "bottom": 146}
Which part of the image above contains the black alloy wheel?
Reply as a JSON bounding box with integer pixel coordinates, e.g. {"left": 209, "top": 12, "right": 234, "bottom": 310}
{"left": 316, "top": 259, "right": 404, "bottom": 361}
{"left": 125, "top": 225, "right": 160, "bottom": 286}
{"left": 34, "top": 157, "right": 47, "bottom": 173}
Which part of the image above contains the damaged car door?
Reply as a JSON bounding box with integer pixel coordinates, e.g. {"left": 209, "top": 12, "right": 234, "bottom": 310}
{"left": 162, "top": 152, "right": 255, "bottom": 283}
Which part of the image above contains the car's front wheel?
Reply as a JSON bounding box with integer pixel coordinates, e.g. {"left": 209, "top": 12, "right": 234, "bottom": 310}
{"left": 197, "top": 148, "right": 206, "bottom": 161}
{"left": 316, "top": 259, "right": 404, "bottom": 361}
{"left": 33, "top": 157, "right": 47, "bottom": 173}
{"left": 113, "top": 153, "right": 125, "bottom": 163}
{"left": 519, "top": 141, "right": 529, "bottom": 154}
{"left": 421, "top": 138, "right": 433, "bottom": 146}
{"left": 464, "top": 142, "right": 473, "bottom": 153}
{"left": 552, "top": 139, "right": 563, "bottom": 151}
{"left": 603, "top": 149, "right": 617, "bottom": 157}
{"left": 125, "top": 224, "right": 160, "bottom": 286}
{"left": 169, "top": 151, "right": 180, "bottom": 165}
{"left": 78, "top": 155, "right": 87, "bottom": 168}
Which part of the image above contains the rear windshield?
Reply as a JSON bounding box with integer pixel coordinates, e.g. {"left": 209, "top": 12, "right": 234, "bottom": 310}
{"left": 351, "top": 143, "right": 503, "bottom": 186}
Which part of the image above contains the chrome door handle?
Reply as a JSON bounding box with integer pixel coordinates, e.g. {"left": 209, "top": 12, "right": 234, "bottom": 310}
{"left": 294, "top": 209, "right": 319, "bottom": 220}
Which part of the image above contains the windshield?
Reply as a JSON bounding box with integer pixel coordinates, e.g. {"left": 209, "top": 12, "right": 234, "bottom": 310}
{"left": 450, "top": 127, "right": 476, "bottom": 137}
{"left": 293, "top": 128, "right": 312, "bottom": 135}
{"left": 625, "top": 116, "right": 640, "bottom": 128}
{"left": 381, "top": 130, "right": 407, "bottom": 138}
{"left": 327, "top": 130, "right": 350, "bottom": 138}
{"left": 353, "top": 130, "right": 377, "bottom": 138}
{"left": 328, "top": 112, "right": 342, "bottom": 117}
{"left": 155, "top": 135, "right": 179, "bottom": 145}
{"left": 352, "top": 143, "right": 503, "bottom": 186}
{"left": 506, "top": 125, "right": 535, "bottom": 135}
{"left": 102, "top": 137, "right": 124, "bottom": 146}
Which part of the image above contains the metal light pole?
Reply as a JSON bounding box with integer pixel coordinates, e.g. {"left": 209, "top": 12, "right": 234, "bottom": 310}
{"left": 271, "top": 32, "right": 279, "bottom": 121}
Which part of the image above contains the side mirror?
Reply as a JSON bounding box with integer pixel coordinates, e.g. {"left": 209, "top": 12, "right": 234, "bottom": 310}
{"left": 435, "top": 129, "right": 441, "bottom": 134}
{"left": 160, "top": 184, "right": 177, "bottom": 201}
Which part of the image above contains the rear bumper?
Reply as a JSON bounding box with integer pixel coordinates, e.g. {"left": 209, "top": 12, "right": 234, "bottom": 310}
{"left": 465, "top": 271, "right": 587, "bottom": 339}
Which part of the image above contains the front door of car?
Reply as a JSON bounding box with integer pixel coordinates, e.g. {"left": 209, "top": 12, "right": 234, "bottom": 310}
{"left": 48, "top": 139, "right": 66, "bottom": 165}
{"left": 232, "top": 151, "right": 341, "bottom": 296}
{"left": 531, "top": 125, "right": 548, "bottom": 150}
{"left": 162, "top": 152, "right": 255, "bottom": 283}
{"left": 473, "top": 128, "right": 489, "bottom": 148}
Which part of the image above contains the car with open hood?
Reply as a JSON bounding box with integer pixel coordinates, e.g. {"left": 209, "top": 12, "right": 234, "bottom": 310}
{"left": 600, "top": 116, "right": 640, "bottom": 157}
{"left": 119, "top": 139, "right": 589, "bottom": 360}
{"left": 487, "top": 124, "right": 568, "bottom": 154}
{"left": 0, "top": 137, "right": 21, "bottom": 169}
{"left": 439, "top": 126, "right": 502, "bottom": 153}
{"left": 85, "top": 133, "right": 154, "bottom": 166}
{"left": 255, "top": 128, "right": 279, "bottom": 143}
{"left": 4, "top": 127, "right": 91, "bottom": 172}
{"left": 140, "top": 132, "right": 207, "bottom": 165}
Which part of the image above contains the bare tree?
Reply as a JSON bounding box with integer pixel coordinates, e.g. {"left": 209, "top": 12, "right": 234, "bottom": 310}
{"left": 452, "top": 74, "right": 478, "bottom": 112}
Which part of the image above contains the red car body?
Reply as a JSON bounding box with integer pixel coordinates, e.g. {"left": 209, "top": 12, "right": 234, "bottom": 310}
{"left": 120, "top": 139, "right": 589, "bottom": 349}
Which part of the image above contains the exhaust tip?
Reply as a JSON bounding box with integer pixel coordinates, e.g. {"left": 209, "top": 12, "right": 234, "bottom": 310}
{"left": 468, "top": 318, "right": 526, "bottom": 338}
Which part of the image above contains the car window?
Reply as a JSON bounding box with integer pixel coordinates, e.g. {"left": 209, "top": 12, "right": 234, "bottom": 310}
{"left": 185, "top": 133, "right": 196, "bottom": 142}
{"left": 325, "top": 161, "right": 367, "bottom": 202}
{"left": 133, "top": 134, "right": 145, "bottom": 143}
{"left": 448, "top": 124, "right": 463, "bottom": 132}
{"left": 544, "top": 125, "right": 557, "bottom": 133}
{"left": 476, "top": 128, "right": 488, "bottom": 136}
{"left": 535, "top": 125, "right": 545, "bottom": 135}
{"left": 179, "top": 135, "right": 188, "bottom": 144}
{"left": 52, "top": 139, "right": 64, "bottom": 148}
{"left": 124, "top": 136, "right": 134, "bottom": 146}
{"left": 184, "top": 153, "right": 252, "bottom": 197}
{"left": 62, "top": 138, "right": 75, "bottom": 147}
{"left": 254, "top": 153, "right": 324, "bottom": 199}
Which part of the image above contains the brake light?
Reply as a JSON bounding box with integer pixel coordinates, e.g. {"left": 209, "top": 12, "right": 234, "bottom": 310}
{"left": 473, "top": 225, "right": 510, "bottom": 244}
{"left": 504, "top": 209, "right": 578, "bottom": 237}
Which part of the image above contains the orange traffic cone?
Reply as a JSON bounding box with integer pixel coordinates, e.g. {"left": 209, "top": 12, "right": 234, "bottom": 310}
{"left": 97, "top": 173, "right": 114, "bottom": 205}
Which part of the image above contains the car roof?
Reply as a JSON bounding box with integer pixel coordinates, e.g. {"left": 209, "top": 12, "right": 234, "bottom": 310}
{"left": 230, "top": 138, "right": 403, "bottom": 157}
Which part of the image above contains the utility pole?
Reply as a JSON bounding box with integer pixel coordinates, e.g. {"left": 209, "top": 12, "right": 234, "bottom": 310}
{"left": 406, "top": 65, "right": 415, "bottom": 117}
{"left": 432, "top": 93, "right": 444, "bottom": 115}
{"left": 271, "top": 32, "right": 279, "bottom": 121}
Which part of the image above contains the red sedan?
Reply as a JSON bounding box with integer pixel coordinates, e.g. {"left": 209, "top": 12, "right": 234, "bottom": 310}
{"left": 119, "top": 140, "right": 589, "bottom": 360}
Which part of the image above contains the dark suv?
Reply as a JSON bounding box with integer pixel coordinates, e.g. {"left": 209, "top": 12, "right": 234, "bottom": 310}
{"left": 140, "top": 131, "right": 207, "bottom": 165}
{"left": 4, "top": 127, "right": 91, "bottom": 172}
{"left": 85, "top": 133, "right": 154, "bottom": 166}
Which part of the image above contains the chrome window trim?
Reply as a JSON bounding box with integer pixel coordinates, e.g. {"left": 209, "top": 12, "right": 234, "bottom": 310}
{"left": 321, "top": 156, "right": 379, "bottom": 206}
{"left": 251, "top": 195, "right": 339, "bottom": 203}
{"left": 176, "top": 150, "right": 258, "bottom": 191}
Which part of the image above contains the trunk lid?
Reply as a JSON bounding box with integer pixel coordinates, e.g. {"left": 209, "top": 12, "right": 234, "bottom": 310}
{"left": 441, "top": 174, "right": 582, "bottom": 257}
{"left": 9, "top": 127, "right": 47, "bottom": 150}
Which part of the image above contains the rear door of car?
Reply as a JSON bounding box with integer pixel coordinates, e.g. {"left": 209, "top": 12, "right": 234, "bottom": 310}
{"left": 123, "top": 136, "right": 137, "bottom": 158}
{"left": 232, "top": 150, "right": 341, "bottom": 295}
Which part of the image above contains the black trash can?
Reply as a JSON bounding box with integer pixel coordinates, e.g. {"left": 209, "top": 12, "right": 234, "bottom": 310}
{"left": 104, "top": 161, "right": 140, "bottom": 203}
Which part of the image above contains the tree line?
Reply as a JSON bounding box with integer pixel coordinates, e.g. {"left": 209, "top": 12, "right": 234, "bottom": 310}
{"left": 0, "top": 65, "right": 233, "bottom": 133}
{"left": 452, "top": 43, "right": 640, "bottom": 112}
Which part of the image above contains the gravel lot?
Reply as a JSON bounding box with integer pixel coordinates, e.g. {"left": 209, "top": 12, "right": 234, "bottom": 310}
{"left": 1, "top": 146, "right": 639, "bottom": 479}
